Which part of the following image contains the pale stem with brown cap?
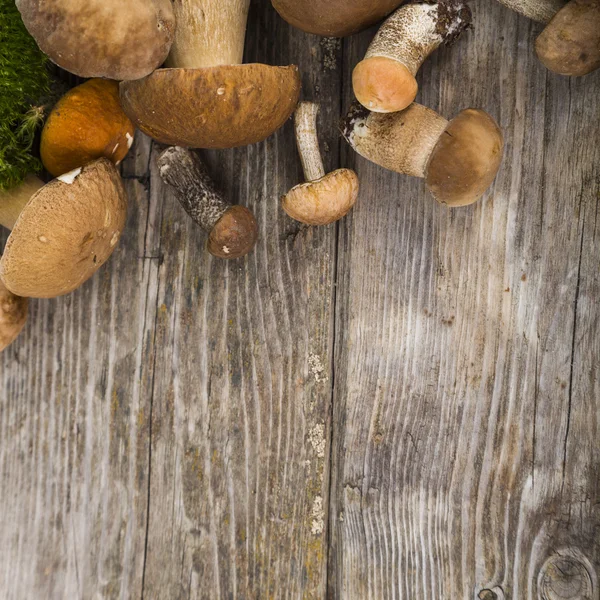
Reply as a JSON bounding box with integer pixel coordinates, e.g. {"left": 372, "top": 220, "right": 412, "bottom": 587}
{"left": 497, "top": 0, "right": 564, "bottom": 23}
{"left": 0, "top": 175, "right": 44, "bottom": 230}
{"left": 166, "top": 0, "right": 252, "bottom": 68}
{"left": 295, "top": 102, "right": 326, "bottom": 182}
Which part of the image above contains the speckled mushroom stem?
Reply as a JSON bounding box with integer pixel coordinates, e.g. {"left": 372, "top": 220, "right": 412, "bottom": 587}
{"left": 341, "top": 102, "right": 448, "bottom": 178}
{"left": 295, "top": 102, "right": 326, "bottom": 183}
{"left": 364, "top": 1, "right": 471, "bottom": 75}
{"left": 157, "top": 147, "right": 230, "bottom": 232}
{"left": 166, "top": 0, "right": 252, "bottom": 68}
{"left": 0, "top": 278, "right": 28, "bottom": 352}
{"left": 0, "top": 175, "right": 44, "bottom": 230}
{"left": 496, "top": 0, "right": 564, "bottom": 23}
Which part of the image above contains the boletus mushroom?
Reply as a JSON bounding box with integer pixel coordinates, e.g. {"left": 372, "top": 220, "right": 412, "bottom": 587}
{"left": 271, "top": 0, "right": 404, "bottom": 37}
{"left": 0, "top": 160, "right": 128, "bottom": 298}
{"left": 157, "top": 147, "right": 258, "bottom": 259}
{"left": 119, "top": 1, "right": 301, "bottom": 149}
{"left": 15, "top": 0, "right": 175, "bottom": 80}
{"left": 41, "top": 79, "right": 135, "bottom": 178}
{"left": 282, "top": 102, "right": 359, "bottom": 225}
{"left": 342, "top": 102, "right": 503, "bottom": 207}
{"left": 0, "top": 280, "right": 27, "bottom": 352}
{"left": 497, "top": 0, "right": 600, "bottom": 76}
{"left": 353, "top": 1, "right": 472, "bottom": 113}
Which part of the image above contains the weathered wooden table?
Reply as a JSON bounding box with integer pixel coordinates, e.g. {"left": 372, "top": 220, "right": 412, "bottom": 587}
{"left": 2, "top": 1, "right": 599, "bottom": 598}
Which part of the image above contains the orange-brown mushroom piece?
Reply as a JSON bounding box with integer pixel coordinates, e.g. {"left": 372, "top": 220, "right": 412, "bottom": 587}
{"left": 15, "top": 0, "right": 175, "bottom": 80}
{"left": 157, "top": 147, "right": 258, "bottom": 259}
{"left": 0, "top": 160, "right": 128, "bottom": 298}
{"left": 0, "top": 280, "right": 27, "bottom": 352}
{"left": 120, "top": 0, "right": 301, "bottom": 149}
{"left": 342, "top": 102, "right": 503, "bottom": 207}
{"left": 497, "top": 0, "right": 600, "bottom": 76}
{"left": 353, "top": 1, "right": 471, "bottom": 113}
{"left": 282, "top": 102, "right": 359, "bottom": 226}
{"left": 41, "top": 79, "right": 135, "bottom": 177}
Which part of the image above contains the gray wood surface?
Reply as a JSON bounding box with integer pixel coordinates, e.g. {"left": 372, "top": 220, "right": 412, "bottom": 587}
{"left": 1, "top": 0, "right": 599, "bottom": 598}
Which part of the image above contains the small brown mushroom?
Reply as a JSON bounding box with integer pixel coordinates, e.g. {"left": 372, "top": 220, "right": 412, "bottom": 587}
{"left": 342, "top": 102, "right": 503, "bottom": 207}
{"left": 15, "top": 0, "right": 175, "bottom": 80}
{"left": 271, "top": 0, "right": 403, "bottom": 36}
{"left": 353, "top": 1, "right": 471, "bottom": 113}
{"left": 0, "top": 160, "right": 128, "bottom": 298}
{"left": 282, "top": 102, "right": 359, "bottom": 225}
{"left": 41, "top": 79, "right": 135, "bottom": 177}
{"left": 0, "top": 280, "right": 27, "bottom": 352}
{"left": 157, "top": 147, "right": 258, "bottom": 259}
{"left": 120, "top": 0, "right": 301, "bottom": 149}
{"left": 497, "top": 0, "right": 600, "bottom": 76}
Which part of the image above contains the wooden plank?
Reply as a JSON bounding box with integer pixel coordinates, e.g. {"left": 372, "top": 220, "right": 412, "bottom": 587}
{"left": 0, "top": 136, "right": 159, "bottom": 598}
{"left": 139, "top": 4, "right": 342, "bottom": 599}
{"left": 329, "top": 1, "right": 600, "bottom": 598}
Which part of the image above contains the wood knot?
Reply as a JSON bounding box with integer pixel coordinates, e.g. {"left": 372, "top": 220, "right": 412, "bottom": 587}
{"left": 540, "top": 554, "right": 594, "bottom": 600}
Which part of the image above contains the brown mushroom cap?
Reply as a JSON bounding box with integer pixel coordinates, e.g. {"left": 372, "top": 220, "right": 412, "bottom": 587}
{"left": 425, "top": 109, "right": 504, "bottom": 207}
{"left": 0, "top": 281, "right": 28, "bottom": 352}
{"left": 271, "top": 0, "right": 403, "bottom": 36}
{"left": 120, "top": 65, "right": 301, "bottom": 149}
{"left": 282, "top": 169, "right": 360, "bottom": 225}
{"left": 207, "top": 206, "right": 258, "bottom": 259}
{"left": 0, "top": 159, "right": 128, "bottom": 298}
{"left": 15, "top": 0, "right": 175, "bottom": 80}
{"left": 41, "top": 79, "right": 135, "bottom": 177}
{"left": 535, "top": 0, "right": 600, "bottom": 76}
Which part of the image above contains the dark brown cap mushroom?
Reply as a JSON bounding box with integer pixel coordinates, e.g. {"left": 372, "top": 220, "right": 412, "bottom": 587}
{"left": 120, "top": 1, "right": 301, "bottom": 149}
{"left": 497, "top": 0, "right": 600, "bottom": 76}
{"left": 0, "top": 160, "right": 128, "bottom": 298}
{"left": 15, "top": 0, "right": 175, "bottom": 80}
{"left": 353, "top": 1, "right": 471, "bottom": 113}
{"left": 0, "top": 280, "right": 27, "bottom": 352}
{"left": 271, "top": 0, "right": 403, "bottom": 36}
{"left": 282, "top": 102, "right": 359, "bottom": 225}
{"left": 157, "top": 147, "right": 258, "bottom": 259}
{"left": 342, "top": 102, "right": 503, "bottom": 207}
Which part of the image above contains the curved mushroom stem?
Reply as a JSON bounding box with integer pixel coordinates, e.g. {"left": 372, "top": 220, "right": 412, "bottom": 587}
{"left": 0, "top": 175, "right": 44, "bottom": 230}
{"left": 166, "top": 0, "right": 251, "bottom": 68}
{"left": 295, "top": 102, "right": 326, "bottom": 183}
{"left": 496, "top": 0, "right": 564, "bottom": 23}
{"left": 0, "top": 278, "right": 27, "bottom": 352}
{"left": 341, "top": 102, "right": 448, "bottom": 178}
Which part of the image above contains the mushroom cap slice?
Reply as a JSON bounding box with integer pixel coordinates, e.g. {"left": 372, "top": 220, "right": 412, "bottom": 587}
{"left": 425, "top": 109, "right": 504, "bottom": 207}
{"left": 0, "top": 159, "right": 128, "bottom": 298}
{"left": 271, "top": 0, "right": 403, "bottom": 36}
{"left": 41, "top": 80, "right": 135, "bottom": 177}
{"left": 120, "top": 65, "right": 301, "bottom": 149}
{"left": 535, "top": 0, "right": 600, "bottom": 76}
{"left": 207, "top": 206, "right": 258, "bottom": 259}
{"left": 282, "top": 170, "right": 360, "bottom": 225}
{"left": 0, "top": 281, "right": 27, "bottom": 352}
{"left": 15, "top": 0, "right": 175, "bottom": 80}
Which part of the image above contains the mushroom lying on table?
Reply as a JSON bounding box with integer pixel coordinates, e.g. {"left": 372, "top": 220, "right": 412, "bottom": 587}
{"left": 271, "top": 0, "right": 403, "bottom": 36}
{"left": 282, "top": 102, "right": 359, "bottom": 225}
{"left": 497, "top": 0, "right": 599, "bottom": 75}
{"left": 0, "top": 280, "right": 27, "bottom": 352}
{"left": 158, "top": 147, "right": 258, "bottom": 259}
{"left": 353, "top": 1, "right": 472, "bottom": 113}
{"left": 120, "top": 0, "right": 301, "bottom": 149}
{"left": 15, "top": 0, "right": 175, "bottom": 80}
{"left": 41, "top": 79, "right": 135, "bottom": 178}
{"left": 342, "top": 102, "right": 503, "bottom": 207}
{"left": 0, "top": 160, "right": 128, "bottom": 298}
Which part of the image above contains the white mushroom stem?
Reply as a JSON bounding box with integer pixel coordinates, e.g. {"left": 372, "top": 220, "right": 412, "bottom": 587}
{"left": 166, "top": 0, "right": 251, "bottom": 68}
{"left": 294, "top": 102, "right": 326, "bottom": 183}
{"left": 0, "top": 175, "right": 43, "bottom": 230}
{"left": 496, "top": 0, "right": 564, "bottom": 23}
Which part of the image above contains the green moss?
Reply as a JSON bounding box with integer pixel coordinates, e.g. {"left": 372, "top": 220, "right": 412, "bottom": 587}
{"left": 0, "top": 0, "right": 51, "bottom": 191}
